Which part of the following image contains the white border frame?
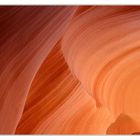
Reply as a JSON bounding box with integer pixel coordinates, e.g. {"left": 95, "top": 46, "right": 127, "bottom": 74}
{"left": 0, "top": 0, "right": 140, "bottom": 5}
{"left": 0, "top": 136, "right": 140, "bottom": 140}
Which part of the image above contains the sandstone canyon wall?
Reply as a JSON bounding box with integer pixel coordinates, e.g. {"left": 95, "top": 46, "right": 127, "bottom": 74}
{"left": 0, "top": 6, "right": 140, "bottom": 134}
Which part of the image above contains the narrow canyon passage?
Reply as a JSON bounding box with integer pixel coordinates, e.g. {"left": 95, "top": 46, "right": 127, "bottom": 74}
{"left": 0, "top": 6, "right": 140, "bottom": 134}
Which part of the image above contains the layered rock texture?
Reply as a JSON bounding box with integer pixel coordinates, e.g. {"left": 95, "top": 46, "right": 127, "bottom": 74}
{"left": 1, "top": 6, "right": 140, "bottom": 134}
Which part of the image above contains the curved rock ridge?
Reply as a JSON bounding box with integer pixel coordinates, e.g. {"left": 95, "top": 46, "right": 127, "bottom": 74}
{"left": 0, "top": 6, "right": 140, "bottom": 134}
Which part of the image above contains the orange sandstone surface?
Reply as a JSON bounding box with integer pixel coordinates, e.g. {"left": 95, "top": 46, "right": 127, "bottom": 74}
{"left": 0, "top": 6, "right": 140, "bottom": 134}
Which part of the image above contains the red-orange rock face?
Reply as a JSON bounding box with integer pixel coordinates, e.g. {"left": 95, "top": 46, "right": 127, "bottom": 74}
{"left": 1, "top": 6, "right": 140, "bottom": 134}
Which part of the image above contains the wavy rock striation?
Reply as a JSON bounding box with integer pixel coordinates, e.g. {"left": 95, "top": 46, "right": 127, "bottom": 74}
{"left": 0, "top": 6, "right": 140, "bottom": 134}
